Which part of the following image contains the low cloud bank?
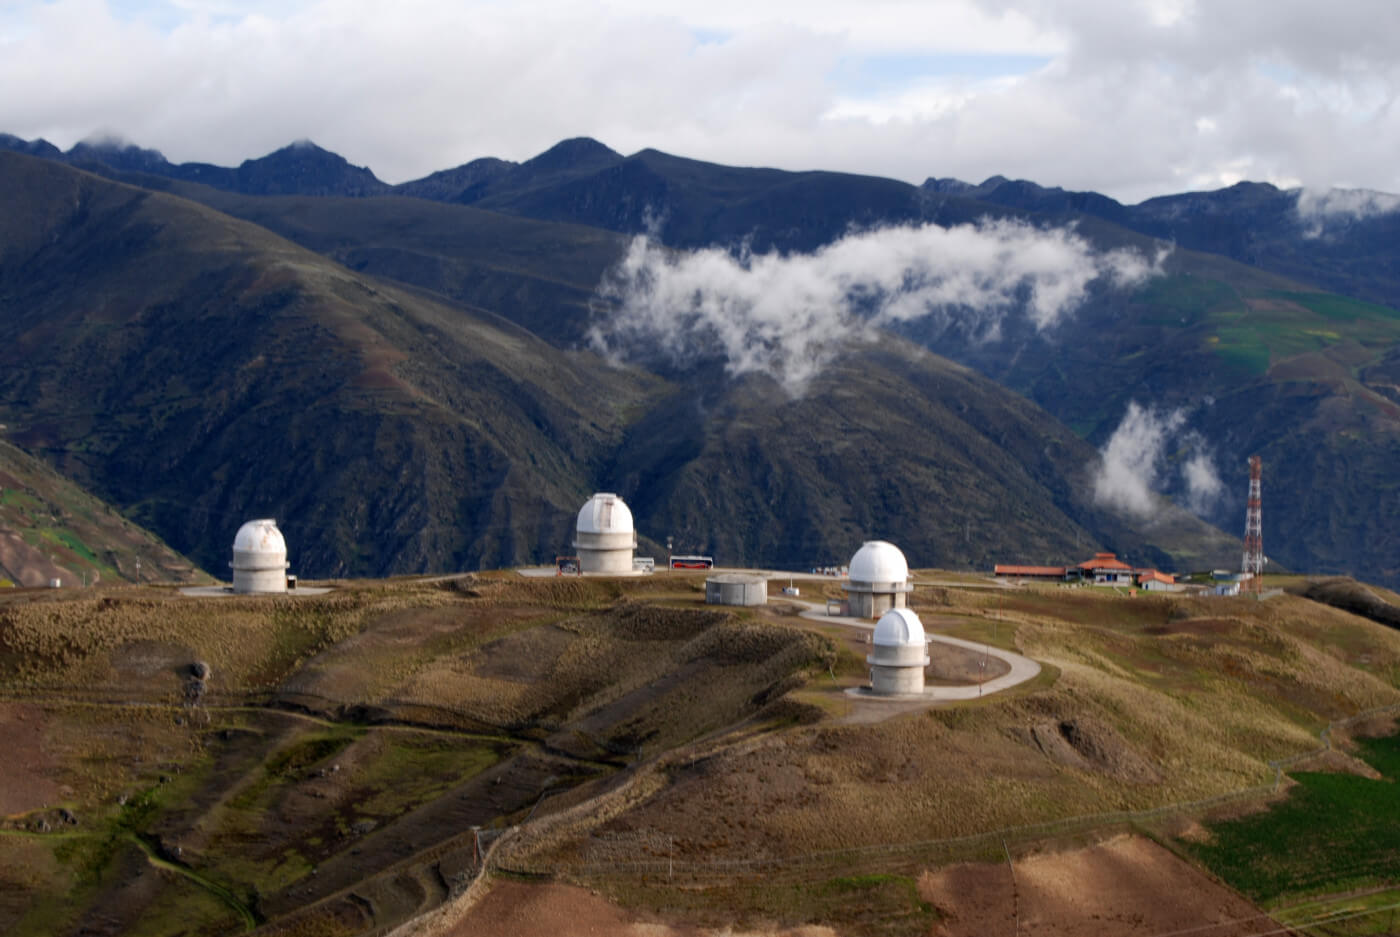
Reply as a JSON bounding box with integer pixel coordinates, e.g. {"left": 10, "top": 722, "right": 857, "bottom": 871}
{"left": 1093, "top": 401, "right": 1223, "bottom": 519}
{"left": 1295, "top": 187, "right": 1400, "bottom": 238}
{"left": 589, "top": 220, "right": 1165, "bottom": 394}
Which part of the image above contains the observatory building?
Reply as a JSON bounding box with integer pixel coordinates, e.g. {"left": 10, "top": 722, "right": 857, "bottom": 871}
{"left": 868, "top": 607, "right": 929, "bottom": 695}
{"left": 843, "top": 540, "right": 913, "bottom": 618}
{"left": 573, "top": 492, "right": 638, "bottom": 575}
{"left": 231, "top": 519, "right": 290, "bottom": 594}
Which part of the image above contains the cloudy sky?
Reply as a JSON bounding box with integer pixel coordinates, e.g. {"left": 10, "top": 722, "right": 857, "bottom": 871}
{"left": 2, "top": 0, "right": 1397, "bottom": 202}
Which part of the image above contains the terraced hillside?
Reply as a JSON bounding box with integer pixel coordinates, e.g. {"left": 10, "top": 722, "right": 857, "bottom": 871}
{"left": 0, "top": 574, "right": 828, "bottom": 936}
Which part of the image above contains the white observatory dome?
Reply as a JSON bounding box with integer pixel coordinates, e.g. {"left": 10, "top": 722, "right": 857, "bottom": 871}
{"left": 843, "top": 540, "right": 913, "bottom": 618}
{"left": 573, "top": 493, "right": 638, "bottom": 574}
{"left": 233, "top": 518, "right": 286, "bottom": 556}
{"left": 849, "top": 540, "right": 909, "bottom": 585}
{"left": 231, "top": 519, "right": 289, "bottom": 594}
{"left": 576, "top": 493, "right": 635, "bottom": 535}
{"left": 872, "top": 607, "right": 926, "bottom": 648}
{"left": 868, "top": 607, "right": 929, "bottom": 695}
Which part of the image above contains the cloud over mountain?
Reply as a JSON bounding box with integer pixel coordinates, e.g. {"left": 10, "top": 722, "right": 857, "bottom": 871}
{"left": 589, "top": 220, "right": 1163, "bottom": 393}
{"left": 1093, "top": 400, "right": 1223, "bottom": 520}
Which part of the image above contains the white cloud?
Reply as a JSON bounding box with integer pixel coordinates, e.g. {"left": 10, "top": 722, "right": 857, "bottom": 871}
{"left": 1180, "top": 451, "right": 1223, "bottom": 515}
{"left": 3, "top": 1, "right": 1400, "bottom": 200}
{"left": 1093, "top": 400, "right": 1223, "bottom": 519}
{"left": 1093, "top": 402, "right": 1182, "bottom": 518}
{"left": 1295, "top": 187, "right": 1400, "bottom": 238}
{"left": 589, "top": 220, "right": 1163, "bottom": 394}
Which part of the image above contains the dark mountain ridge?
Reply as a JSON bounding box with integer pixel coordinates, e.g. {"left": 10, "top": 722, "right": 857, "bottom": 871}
{"left": 0, "top": 152, "right": 1239, "bottom": 578}
{"left": 921, "top": 173, "right": 1400, "bottom": 311}
{"left": 6, "top": 135, "right": 1400, "bottom": 582}
{"left": 20, "top": 131, "right": 1400, "bottom": 299}
{"left": 2, "top": 134, "right": 390, "bottom": 198}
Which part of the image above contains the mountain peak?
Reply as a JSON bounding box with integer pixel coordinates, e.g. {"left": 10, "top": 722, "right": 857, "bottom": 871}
{"left": 0, "top": 133, "right": 61, "bottom": 159}
{"left": 522, "top": 137, "right": 622, "bottom": 173}
{"left": 244, "top": 139, "right": 346, "bottom": 166}
{"left": 235, "top": 141, "right": 387, "bottom": 196}
{"left": 66, "top": 135, "right": 170, "bottom": 172}
{"left": 921, "top": 177, "right": 975, "bottom": 194}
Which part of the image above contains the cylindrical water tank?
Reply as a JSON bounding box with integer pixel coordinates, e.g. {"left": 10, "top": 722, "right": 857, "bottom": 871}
{"left": 705, "top": 573, "right": 767, "bottom": 607}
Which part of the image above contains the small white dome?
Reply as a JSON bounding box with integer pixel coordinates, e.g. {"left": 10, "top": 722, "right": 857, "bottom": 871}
{"left": 849, "top": 540, "right": 909, "bottom": 584}
{"left": 576, "top": 493, "right": 634, "bottom": 535}
{"left": 233, "top": 519, "right": 286, "bottom": 555}
{"left": 872, "top": 607, "right": 926, "bottom": 648}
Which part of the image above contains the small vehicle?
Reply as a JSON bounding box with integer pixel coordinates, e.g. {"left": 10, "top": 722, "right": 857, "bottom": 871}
{"left": 669, "top": 554, "right": 715, "bottom": 570}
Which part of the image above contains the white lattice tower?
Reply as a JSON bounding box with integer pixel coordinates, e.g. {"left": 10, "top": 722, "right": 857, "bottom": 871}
{"left": 1242, "top": 456, "right": 1263, "bottom": 592}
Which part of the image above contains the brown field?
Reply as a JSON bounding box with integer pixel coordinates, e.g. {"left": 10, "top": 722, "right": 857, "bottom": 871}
{"left": 920, "top": 834, "right": 1270, "bottom": 937}
{"left": 0, "top": 703, "right": 59, "bottom": 814}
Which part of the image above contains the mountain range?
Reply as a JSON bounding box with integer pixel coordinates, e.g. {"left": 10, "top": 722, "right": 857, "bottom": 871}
{"left": 2, "top": 132, "right": 1397, "bottom": 585}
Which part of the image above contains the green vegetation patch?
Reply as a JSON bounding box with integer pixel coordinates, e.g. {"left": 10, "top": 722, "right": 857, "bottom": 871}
{"left": 1272, "top": 887, "right": 1400, "bottom": 937}
{"left": 1185, "top": 734, "right": 1400, "bottom": 903}
{"left": 0, "top": 488, "right": 43, "bottom": 512}
{"left": 229, "top": 730, "right": 361, "bottom": 810}
{"left": 1209, "top": 327, "right": 1284, "bottom": 375}
{"left": 1202, "top": 290, "right": 1400, "bottom": 376}
{"left": 1278, "top": 291, "right": 1400, "bottom": 325}
{"left": 1136, "top": 275, "right": 1241, "bottom": 326}
{"left": 39, "top": 528, "right": 101, "bottom": 565}
{"left": 354, "top": 732, "right": 507, "bottom": 819}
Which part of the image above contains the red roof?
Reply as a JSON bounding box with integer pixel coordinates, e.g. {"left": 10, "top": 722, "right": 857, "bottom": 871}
{"left": 1077, "top": 552, "right": 1133, "bottom": 572}
{"left": 994, "top": 565, "right": 1067, "bottom": 577}
{"left": 1137, "top": 570, "right": 1176, "bottom": 584}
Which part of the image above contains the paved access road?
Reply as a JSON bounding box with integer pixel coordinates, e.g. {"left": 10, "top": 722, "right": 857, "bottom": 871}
{"left": 791, "top": 599, "right": 1042, "bottom": 701}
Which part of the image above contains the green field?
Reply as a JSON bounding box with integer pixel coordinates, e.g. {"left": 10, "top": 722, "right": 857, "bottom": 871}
{"left": 1205, "top": 289, "right": 1400, "bottom": 375}
{"left": 1186, "top": 734, "right": 1400, "bottom": 904}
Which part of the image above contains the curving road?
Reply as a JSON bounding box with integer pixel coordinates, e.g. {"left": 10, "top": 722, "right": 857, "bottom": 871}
{"left": 790, "top": 598, "right": 1042, "bottom": 701}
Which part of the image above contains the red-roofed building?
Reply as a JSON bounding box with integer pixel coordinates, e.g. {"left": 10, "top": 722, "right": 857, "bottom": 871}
{"left": 1137, "top": 570, "right": 1177, "bottom": 591}
{"left": 1076, "top": 552, "right": 1134, "bottom": 584}
{"left": 993, "top": 564, "right": 1067, "bottom": 581}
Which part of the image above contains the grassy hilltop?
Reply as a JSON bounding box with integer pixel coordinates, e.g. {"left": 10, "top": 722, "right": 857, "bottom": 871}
{"left": 0, "top": 571, "right": 1397, "bottom": 936}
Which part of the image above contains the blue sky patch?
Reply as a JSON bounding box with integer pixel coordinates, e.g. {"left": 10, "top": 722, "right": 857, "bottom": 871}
{"left": 831, "top": 52, "right": 1051, "bottom": 93}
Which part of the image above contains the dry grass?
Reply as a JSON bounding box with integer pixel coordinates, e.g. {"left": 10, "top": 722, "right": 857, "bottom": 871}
{"left": 524, "top": 586, "right": 1400, "bottom": 898}
{"left": 6, "top": 573, "right": 1400, "bottom": 937}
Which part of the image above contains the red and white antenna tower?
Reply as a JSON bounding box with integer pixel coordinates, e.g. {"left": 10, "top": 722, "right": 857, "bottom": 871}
{"left": 1242, "top": 455, "right": 1263, "bottom": 593}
